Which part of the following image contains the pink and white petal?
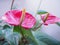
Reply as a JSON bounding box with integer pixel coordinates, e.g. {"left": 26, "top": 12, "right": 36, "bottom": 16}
{"left": 2, "top": 10, "right": 21, "bottom": 25}
{"left": 2, "top": 10, "right": 36, "bottom": 27}
{"left": 44, "top": 17, "right": 60, "bottom": 24}
{"left": 45, "top": 20, "right": 56, "bottom": 24}
{"left": 21, "top": 13, "right": 36, "bottom": 29}
{"left": 41, "top": 13, "right": 60, "bottom": 25}
{"left": 55, "top": 17, "right": 60, "bottom": 22}
{"left": 41, "top": 14, "right": 56, "bottom": 20}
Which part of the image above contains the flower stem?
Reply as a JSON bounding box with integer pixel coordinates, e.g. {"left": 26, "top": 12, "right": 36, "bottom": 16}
{"left": 20, "top": 27, "right": 24, "bottom": 37}
{"left": 35, "top": 23, "right": 42, "bottom": 30}
{"left": 10, "top": 0, "right": 15, "bottom": 10}
{"left": 32, "top": 0, "right": 42, "bottom": 30}
{"left": 32, "top": 23, "right": 42, "bottom": 30}
{"left": 19, "top": 27, "right": 29, "bottom": 45}
{"left": 32, "top": 13, "right": 49, "bottom": 30}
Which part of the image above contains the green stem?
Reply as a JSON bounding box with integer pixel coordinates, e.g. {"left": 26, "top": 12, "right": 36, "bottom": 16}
{"left": 32, "top": 0, "right": 43, "bottom": 30}
{"left": 34, "top": 23, "right": 42, "bottom": 30}
{"left": 31, "top": 23, "right": 42, "bottom": 31}
{"left": 19, "top": 27, "right": 28, "bottom": 45}
{"left": 19, "top": 27, "right": 25, "bottom": 37}
{"left": 10, "top": 0, "right": 15, "bottom": 10}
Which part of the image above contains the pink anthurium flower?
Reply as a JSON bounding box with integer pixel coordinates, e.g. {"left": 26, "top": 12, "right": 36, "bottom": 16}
{"left": 2, "top": 10, "right": 36, "bottom": 29}
{"left": 41, "top": 13, "right": 60, "bottom": 25}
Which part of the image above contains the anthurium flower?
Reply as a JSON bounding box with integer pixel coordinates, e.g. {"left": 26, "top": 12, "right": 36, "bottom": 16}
{"left": 2, "top": 10, "right": 36, "bottom": 29}
{"left": 41, "top": 13, "right": 60, "bottom": 25}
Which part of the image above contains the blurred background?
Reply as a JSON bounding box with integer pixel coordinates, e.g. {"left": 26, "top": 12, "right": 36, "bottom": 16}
{"left": 0, "top": 0, "right": 60, "bottom": 44}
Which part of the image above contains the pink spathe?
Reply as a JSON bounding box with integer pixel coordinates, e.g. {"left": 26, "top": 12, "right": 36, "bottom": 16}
{"left": 2, "top": 10, "right": 36, "bottom": 29}
{"left": 41, "top": 14, "right": 60, "bottom": 25}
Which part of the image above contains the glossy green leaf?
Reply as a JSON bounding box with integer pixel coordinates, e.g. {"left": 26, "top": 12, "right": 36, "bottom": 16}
{"left": 0, "top": 30, "right": 5, "bottom": 41}
{"left": 0, "top": 40, "right": 9, "bottom": 45}
{"left": 0, "top": 30, "right": 4, "bottom": 37}
{"left": 13, "top": 26, "right": 20, "bottom": 33}
{"left": 3, "top": 42, "right": 9, "bottom": 45}
{"left": 0, "top": 30, "right": 11, "bottom": 45}
{"left": 13, "top": 26, "right": 38, "bottom": 45}
{"left": 33, "top": 30, "right": 60, "bottom": 45}
{"left": 21, "top": 28, "right": 38, "bottom": 45}
{"left": 56, "top": 22, "right": 60, "bottom": 26}
{"left": 3, "top": 25, "right": 12, "bottom": 29}
{"left": 37, "top": 10, "right": 48, "bottom": 15}
{"left": 5, "top": 32, "right": 20, "bottom": 45}
{"left": 0, "top": 28, "right": 20, "bottom": 45}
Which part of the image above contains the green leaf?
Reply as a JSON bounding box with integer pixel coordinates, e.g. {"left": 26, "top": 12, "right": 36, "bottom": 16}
{"left": 0, "top": 30, "right": 5, "bottom": 41}
{"left": 3, "top": 25, "right": 12, "bottom": 29}
{"left": 3, "top": 42, "right": 9, "bottom": 45}
{"left": 21, "top": 28, "right": 38, "bottom": 45}
{"left": 13, "top": 26, "right": 38, "bottom": 45}
{"left": 0, "top": 28, "right": 20, "bottom": 45}
{"left": 0, "top": 30, "right": 12, "bottom": 45}
{"left": 13, "top": 26, "right": 20, "bottom": 33}
{"left": 37, "top": 10, "right": 48, "bottom": 15}
{"left": 0, "top": 30, "right": 3, "bottom": 36}
{"left": 33, "top": 30, "right": 60, "bottom": 45}
{"left": 0, "top": 40, "right": 9, "bottom": 45}
{"left": 5, "top": 32, "right": 20, "bottom": 45}
{"left": 56, "top": 22, "right": 60, "bottom": 26}
{"left": 0, "top": 20, "right": 13, "bottom": 30}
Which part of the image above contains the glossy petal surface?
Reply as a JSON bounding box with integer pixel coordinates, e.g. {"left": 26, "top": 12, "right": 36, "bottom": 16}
{"left": 41, "top": 14, "right": 60, "bottom": 25}
{"left": 2, "top": 10, "right": 36, "bottom": 29}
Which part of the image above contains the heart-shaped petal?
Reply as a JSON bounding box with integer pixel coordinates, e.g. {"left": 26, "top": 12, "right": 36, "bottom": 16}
{"left": 21, "top": 13, "right": 36, "bottom": 29}
{"left": 41, "top": 13, "right": 60, "bottom": 25}
{"left": 2, "top": 10, "right": 36, "bottom": 29}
